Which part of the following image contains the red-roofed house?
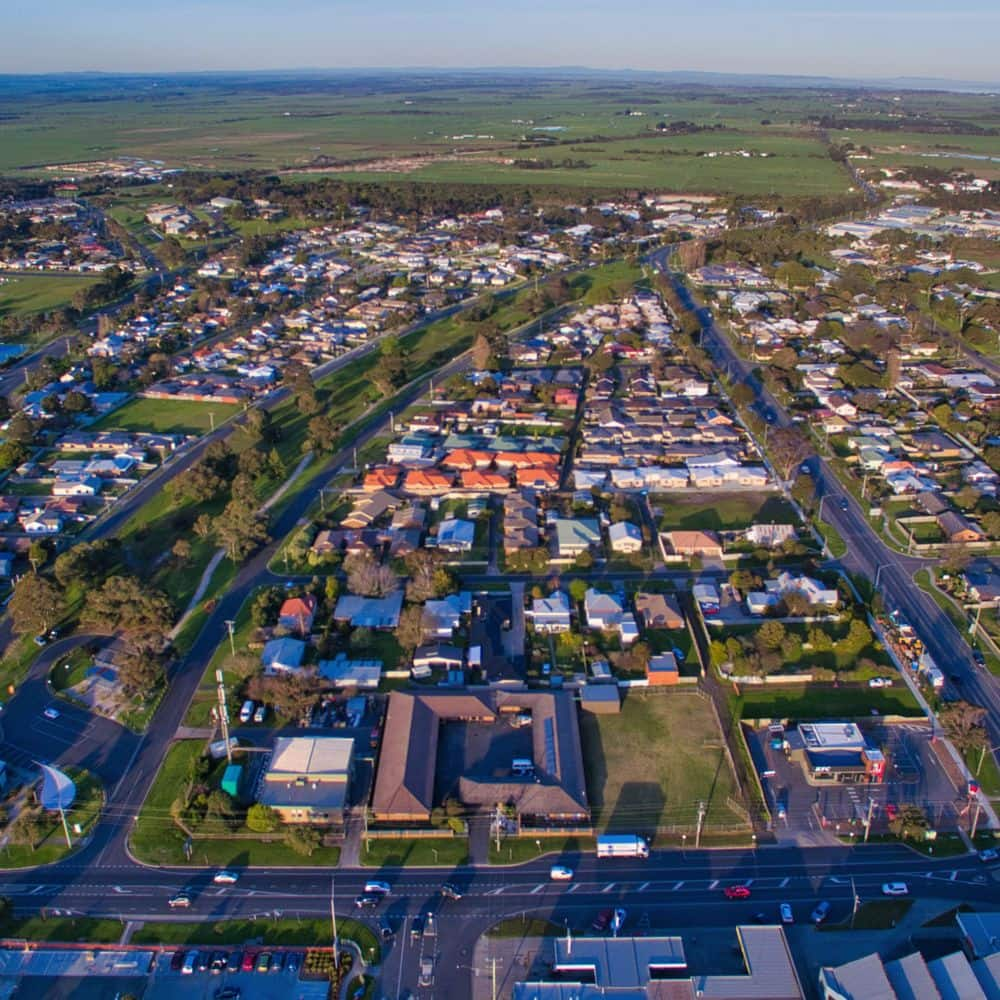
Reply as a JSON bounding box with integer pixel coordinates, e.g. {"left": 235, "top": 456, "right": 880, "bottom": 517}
{"left": 404, "top": 469, "right": 454, "bottom": 495}
{"left": 279, "top": 594, "right": 318, "bottom": 636}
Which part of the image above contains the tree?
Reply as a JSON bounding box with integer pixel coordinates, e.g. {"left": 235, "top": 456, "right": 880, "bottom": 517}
{"left": 205, "top": 790, "right": 239, "bottom": 830}
{"left": 27, "top": 540, "right": 49, "bottom": 573}
{"left": 284, "top": 824, "right": 322, "bottom": 857}
{"left": 404, "top": 550, "right": 454, "bottom": 602}
{"left": 8, "top": 574, "right": 64, "bottom": 637}
{"left": 768, "top": 427, "right": 810, "bottom": 480}
{"left": 396, "top": 605, "right": 426, "bottom": 653}
{"left": 5, "top": 412, "right": 36, "bottom": 446}
{"left": 730, "top": 383, "right": 755, "bottom": 408}
{"left": 82, "top": 575, "right": 174, "bottom": 657}
{"left": 940, "top": 544, "right": 973, "bottom": 576}
{"left": 246, "top": 803, "right": 279, "bottom": 833}
{"left": 371, "top": 335, "right": 408, "bottom": 395}
{"left": 345, "top": 552, "right": 399, "bottom": 597}
{"left": 172, "top": 538, "right": 192, "bottom": 564}
{"left": 981, "top": 511, "right": 1000, "bottom": 540}
{"left": 756, "top": 620, "right": 786, "bottom": 652}
{"left": 889, "top": 804, "right": 929, "bottom": 841}
{"left": 306, "top": 414, "right": 338, "bottom": 454}
{"left": 939, "top": 700, "right": 987, "bottom": 755}
{"left": 569, "top": 579, "right": 588, "bottom": 604}
{"left": 8, "top": 808, "right": 47, "bottom": 850}
{"left": 791, "top": 473, "right": 816, "bottom": 512}
{"left": 471, "top": 332, "right": 494, "bottom": 370}
{"left": 0, "top": 441, "right": 28, "bottom": 471}
{"left": 214, "top": 499, "right": 270, "bottom": 562}
{"left": 61, "top": 389, "right": 92, "bottom": 414}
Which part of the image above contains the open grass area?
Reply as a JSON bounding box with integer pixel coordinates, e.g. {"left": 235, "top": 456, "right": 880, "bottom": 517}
{"left": 816, "top": 516, "right": 848, "bottom": 558}
{"left": 655, "top": 493, "right": 797, "bottom": 532}
{"left": 360, "top": 837, "right": 469, "bottom": 868}
{"left": 730, "top": 682, "right": 922, "bottom": 721}
{"left": 489, "top": 836, "right": 595, "bottom": 865}
{"left": 89, "top": 396, "right": 243, "bottom": 436}
{"left": 0, "top": 273, "right": 99, "bottom": 321}
{"left": 580, "top": 689, "right": 747, "bottom": 836}
{"left": 132, "top": 917, "right": 378, "bottom": 959}
{"left": 913, "top": 569, "right": 970, "bottom": 635}
{"left": 824, "top": 898, "right": 913, "bottom": 931}
{"left": 488, "top": 917, "right": 563, "bottom": 938}
{"left": 0, "top": 915, "right": 123, "bottom": 944}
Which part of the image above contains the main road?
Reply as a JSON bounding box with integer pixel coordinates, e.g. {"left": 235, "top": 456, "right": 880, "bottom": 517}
{"left": 647, "top": 246, "right": 1000, "bottom": 752}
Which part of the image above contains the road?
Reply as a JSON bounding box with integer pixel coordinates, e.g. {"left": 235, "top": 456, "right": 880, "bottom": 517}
{"left": 646, "top": 245, "right": 1000, "bottom": 753}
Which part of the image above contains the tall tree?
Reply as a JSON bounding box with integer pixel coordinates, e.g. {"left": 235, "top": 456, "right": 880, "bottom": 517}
{"left": 8, "top": 574, "right": 64, "bottom": 637}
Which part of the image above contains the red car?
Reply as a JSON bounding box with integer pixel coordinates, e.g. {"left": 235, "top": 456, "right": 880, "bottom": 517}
{"left": 241, "top": 951, "right": 257, "bottom": 973}
{"left": 724, "top": 885, "right": 751, "bottom": 900}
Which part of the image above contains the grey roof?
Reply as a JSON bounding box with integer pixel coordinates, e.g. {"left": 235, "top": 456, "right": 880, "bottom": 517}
{"left": 821, "top": 954, "right": 896, "bottom": 1000}
{"left": 553, "top": 936, "right": 686, "bottom": 988}
{"left": 333, "top": 591, "right": 403, "bottom": 628}
{"left": 927, "top": 951, "right": 987, "bottom": 1000}
{"left": 885, "top": 951, "right": 943, "bottom": 1000}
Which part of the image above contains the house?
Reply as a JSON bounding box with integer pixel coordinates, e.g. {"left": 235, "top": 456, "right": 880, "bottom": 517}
{"left": 665, "top": 530, "right": 724, "bottom": 559}
{"left": 608, "top": 520, "right": 643, "bottom": 554}
{"left": 515, "top": 466, "right": 560, "bottom": 490}
{"left": 341, "top": 490, "right": 399, "bottom": 529}
{"left": 257, "top": 736, "right": 354, "bottom": 825}
{"left": 531, "top": 591, "right": 572, "bottom": 633}
{"left": 633, "top": 592, "right": 684, "bottom": 630}
{"left": 362, "top": 466, "right": 401, "bottom": 492}
{"left": 412, "top": 643, "right": 465, "bottom": 672}
{"left": 746, "top": 524, "right": 797, "bottom": 548}
{"left": 317, "top": 654, "right": 382, "bottom": 689}
{"left": 278, "top": 594, "right": 318, "bottom": 635}
{"left": 461, "top": 469, "right": 509, "bottom": 490}
{"left": 647, "top": 652, "right": 680, "bottom": 686}
{"left": 333, "top": 592, "right": 404, "bottom": 629}
{"left": 766, "top": 572, "right": 839, "bottom": 607}
{"left": 422, "top": 592, "right": 472, "bottom": 638}
{"left": 51, "top": 474, "right": 101, "bottom": 497}
{"left": 403, "top": 468, "right": 454, "bottom": 495}
{"left": 554, "top": 518, "right": 601, "bottom": 558}
{"left": 261, "top": 637, "right": 308, "bottom": 675}
{"left": 937, "top": 510, "right": 985, "bottom": 544}
{"left": 504, "top": 492, "right": 539, "bottom": 552}
{"left": 584, "top": 589, "right": 624, "bottom": 630}
{"left": 964, "top": 560, "right": 1000, "bottom": 604}
{"left": 436, "top": 517, "right": 476, "bottom": 553}
{"left": 23, "top": 512, "right": 63, "bottom": 534}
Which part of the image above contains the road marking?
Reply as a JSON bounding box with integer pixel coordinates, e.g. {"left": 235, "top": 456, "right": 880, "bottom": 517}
{"left": 484, "top": 887, "right": 505, "bottom": 896}
{"left": 708, "top": 879, "right": 718, "bottom": 890}
{"left": 601, "top": 883, "right": 616, "bottom": 893}
{"left": 780, "top": 877, "right": 790, "bottom": 888}
{"left": 672, "top": 881, "right": 685, "bottom": 891}
{"left": 567, "top": 884, "right": 580, "bottom": 893}
{"left": 637, "top": 882, "right": 649, "bottom": 892}
{"left": 744, "top": 879, "right": 754, "bottom": 887}
{"left": 950, "top": 871, "right": 958, "bottom": 881}
{"left": 529, "top": 884, "right": 545, "bottom": 895}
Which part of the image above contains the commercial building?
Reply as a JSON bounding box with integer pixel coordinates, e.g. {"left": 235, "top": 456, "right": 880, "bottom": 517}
{"left": 789, "top": 722, "right": 886, "bottom": 784}
{"left": 257, "top": 736, "right": 354, "bottom": 825}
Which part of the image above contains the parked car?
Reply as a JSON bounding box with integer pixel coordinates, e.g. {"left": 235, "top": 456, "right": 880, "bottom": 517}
{"left": 723, "top": 885, "right": 751, "bottom": 900}
{"left": 253, "top": 704, "right": 267, "bottom": 724}
{"left": 611, "top": 908, "right": 627, "bottom": 936}
{"left": 170, "top": 950, "right": 186, "bottom": 972}
{"left": 286, "top": 951, "right": 303, "bottom": 973}
{"left": 886, "top": 803, "right": 898, "bottom": 821}
{"left": 549, "top": 865, "right": 573, "bottom": 881}
{"left": 780, "top": 903, "right": 794, "bottom": 924}
{"left": 226, "top": 951, "right": 242, "bottom": 973}
{"left": 197, "top": 952, "right": 211, "bottom": 973}
{"left": 212, "top": 870, "right": 239, "bottom": 884}
{"left": 978, "top": 848, "right": 998, "bottom": 863}
{"left": 209, "top": 952, "right": 226, "bottom": 974}
{"left": 968, "top": 780, "right": 980, "bottom": 796}
{"left": 42, "top": 706, "right": 60, "bottom": 721}
{"left": 241, "top": 952, "right": 257, "bottom": 972}
{"left": 181, "top": 951, "right": 198, "bottom": 975}
{"left": 168, "top": 893, "right": 191, "bottom": 909}
{"left": 811, "top": 901, "right": 831, "bottom": 925}
{"left": 255, "top": 952, "right": 272, "bottom": 973}
{"left": 591, "top": 909, "right": 613, "bottom": 932}
{"left": 271, "top": 952, "right": 285, "bottom": 973}
{"left": 882, "top": 882, "right": 908, "bottom": 896}
{"left": 33, "top": 634, "right": 48, "bottom": 647}
{"left": 440, "top": 882, "right": 462, "bottom": 901}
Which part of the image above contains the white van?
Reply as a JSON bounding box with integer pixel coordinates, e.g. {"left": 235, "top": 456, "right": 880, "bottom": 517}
{"left": 239, "top": 700, "right": 255, "bottom": 724}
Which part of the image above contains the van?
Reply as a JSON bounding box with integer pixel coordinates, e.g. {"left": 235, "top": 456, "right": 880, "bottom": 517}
{"left": 239, "top": 700, "right": 254, "bottom": 724}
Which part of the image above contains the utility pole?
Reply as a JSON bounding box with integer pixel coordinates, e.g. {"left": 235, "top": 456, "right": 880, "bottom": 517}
{"left": 850, "top": 877, "right": 860, "bottom": 928}
{"left": 209, "top": 410, "right": 215, "bottom": 432}
{"left": 971, "top": 798, "right": 983, "bottom": 839}
{"left": 57, "top": 804, "right": 72, "bottom": 849}
{"left": 330, "top": 878, "right": 339, "bottom": 958}
{"left": 216, "top": 669, "right": 232, "bottom": 762}
{"left": 224, "top": 619, "right": 236, "bottom": 657}
{"left": 863, "top": 795, "right": 875, "bottom": 843}
{"left": 695, "top": 800, "right": 707, "bottom": 849}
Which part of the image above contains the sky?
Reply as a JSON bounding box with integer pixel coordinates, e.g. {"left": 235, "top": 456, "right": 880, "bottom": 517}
{"left": 4, "top": 0, "right": 999, "bottom": 82}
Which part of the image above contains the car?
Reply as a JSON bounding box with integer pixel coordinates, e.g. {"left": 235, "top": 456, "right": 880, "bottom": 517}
{"left": 611, "top": 908, "right": 627, "bottom": 936}
{"left": 286, "top": 951, "right": 303, "bottom": 973}
{"left": 723, "top": 885, "right": 751, "bottom": 900}
{"left": 440, "top": 882, "right": 462, "bottom": 901}
{"left": 170, "top": 949, "right": 186, "bottom": 972}
{"left": 241, "top": 952, "right": 257, "bottom": 972}
{"left": 210, "top": 951, "right": 226, "bottom": 974}
{"left": 978, "top": 848, "right": 998, "bottom": 863}
{"left": 549, "top": 865, "right": 573, "bottom": 881}
{"left": 410, "top": 916, "right": 424, "bottom": 942}
{"left": 973, "top": 650, "right": 986, "bottom": 666}
{"left": 42, "top": 706, "right": 60, "bottom": 720}
{"left": 226, "top": 951, "right": 242, "bottom": 973}
{"left": 48, "top": 628, "right": 61, "bottom": 640}
{"left": 253, "top": 704, "right": 267, "bottom": 724}
{"left": 197, "top": 952, "right": 211, "bottom": 973}
{"left": 271, "top": 952, "right": 285, "bottom": 972}
{"left": 33, "top": 634, "right": 48, "bottom": 647}
{"left": 868, "top": 677, "right": 885, "bottom": 688}
{"left": 379, "top": 920, "right": 395, "bottom": 941}
{"left": 168, "top": 893, "right": 191, "bottom": 909}
{"left": 882, "top": 882, "right": 908, "bottom": 896}
{"left": 181, "top": 951, "right": 198, "bottom": 975}
{"left": 355, "top": 893, "right": 382, "bottom": 908}
{"left": 780, "top": 903, "right": 794, "bottom": 924}
{"left": 213, "top": 870, "right": 239, "bottom": 885}
{"left": 811, "top": 901, "right": 831, "bottom": 925}
{"left": 542, "top": 662, "right": 551, "bottom": 676}
{"left": 419, "top": 957, "right": 435, "bottom": 988}
{"left": 839, "top": 498, "right": 850, "bottom": 511}
{"left": 591, "top": 908, "right": 613, "bottom": 933}
{"left": 886, "top": 803, "right": 898, "bottom": 821}
{"left": 968, "top": 780, "right": 981, "bottom": 796}
{"left": 214, "top": 989, "right": 241, "bottom": 1000}
{"left": 255, "top": 952, "right": 272, "bottom": 973}
{"left": 363, "top": 880, "right": 390, "bottom": 895}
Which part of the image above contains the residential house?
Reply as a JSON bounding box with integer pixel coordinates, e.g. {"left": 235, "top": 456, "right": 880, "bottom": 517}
{"left": 403, "top": 468, "right": 454, "bottom": 495}
{"left": 963, "top": 560, "right": 1000, "bottom": 605}
{"left": 554, "top": 518, "right": 601, "bottom": 558}
{"left": 584, "top": 589, "right": 624, "bottom": 630}
{"left": 608, "top": 520, "right": 643, "bottom": 554}
{"left": 341, "top": 490, "right": 399, "bottom": 529}
{"left": 665, "top": 530, "right": 724, "bottom": 559}
{"left": 278, "top": 594, "right": 318, "bottom": 635}
{"left": 647, "top": 653, "right": 680, "bottom": 686}
{"left": 531, "top": 591, "right": 572, "bottom": 633}
{"left": 503, "top": 492, "right": 539, "bottom": 552}
{"left": 317, "top": 654, "right": 382, "bottom": 690}
{"left": 634, "top": 592, "right": 684, "bottom": 630}
{"left": 422, "top": 592, "right": 472, "bottom": 638}
{"left": 333, "top": 592, "right": 404, "bottom": 629}
{"left": 746, "top": 524, "right": 797, "bottom": 548}
{"left": 412, "top": 643, "right": 465, "bottom": 672}
{"left": 766, "top": 572, "right": 839, "bottom": 608}
{"left": 257, "top": 736, "right": 354, "bottom": 825}
{"left": 436, "top": 518, "right": 475, "bottom": 552}
{"left": 261, "top": 637, "right": 308, "bottom": 675}
{"left": 937, "top": 510, "right": 985, "bottom": 544}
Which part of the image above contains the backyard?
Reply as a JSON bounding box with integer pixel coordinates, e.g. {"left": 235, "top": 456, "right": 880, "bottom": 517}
{"left": 580, "top": 688, "right": 749, "bottom": 839}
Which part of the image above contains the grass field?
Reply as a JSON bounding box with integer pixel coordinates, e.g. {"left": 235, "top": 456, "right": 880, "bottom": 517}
{"left": 489, "top": 836, "right": 595, "bottom": 865}
{"left": 0, "top": 273, "right": 99, "bottom": 321}
{"left": 90, "top": 396, "right": 243, "bottom": 435}
{"left": 580, "top": 689, "right": 748, "bottom": 837}
{"left": 730, "top": 682, "right": 923, "bottom": 721}
{"left": 360, "top": 837, "right": 469, "bottom": 868}
{"left": 655, "top": 492, "right": 797, "bottom": 532}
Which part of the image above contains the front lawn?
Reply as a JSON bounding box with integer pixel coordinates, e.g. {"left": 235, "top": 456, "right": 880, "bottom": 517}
{"left": 488, "top": 836, "right": 594, "bottom": 865}
{"left": 360, "top": 837, "right": 469, "bottom": 867}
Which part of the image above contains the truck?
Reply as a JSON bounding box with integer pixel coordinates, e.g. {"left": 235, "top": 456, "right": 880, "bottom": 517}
{"left": 596, "top": 834, "right": 649, "bottom": 859}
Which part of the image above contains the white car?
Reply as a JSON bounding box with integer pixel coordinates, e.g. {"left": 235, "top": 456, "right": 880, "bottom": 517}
{"left": 780, "top": 903, "right": 794, "bottom": 924}
{"left": 43, "top": 706, "right": 60, "bottom": 720}
{"left": 212, "top": 870, "right": 239, "bottom": 884}
{"left": 549, "top": 865, "right": 574, "bottom": 881}
{"left": 364, "top": 880, "right": 391, "bottom": 895}
{"left": 881, "top": 882, "right": 908, "bottom": 896}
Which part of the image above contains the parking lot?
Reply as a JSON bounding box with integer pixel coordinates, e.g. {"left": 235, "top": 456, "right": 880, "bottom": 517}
{"left": 144, "top": 950, "right": 328, "bottom": 1000}
{"left": 747, "top": 720, "right": 970, "bottom": 842}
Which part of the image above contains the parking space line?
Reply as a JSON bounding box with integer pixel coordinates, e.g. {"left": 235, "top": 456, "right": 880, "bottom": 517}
{"left": 601, "top": 883, "right": 616, "bottom": 893}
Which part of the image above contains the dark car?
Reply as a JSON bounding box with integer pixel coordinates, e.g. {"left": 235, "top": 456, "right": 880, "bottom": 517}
{"left": 973, "top": 649, "right": 986, "bottom": 666}
{"left": 379, "top": 920, "right": 395, "bottom": 941}
{"left": 286, "top": 951, "right": 303, "bottom": 974}
{"left": 170, "top": 949, "right": 186, "bottom": 972}
{"left": 241, "top": 951, "right": 257, "bottom": 973}
{"left": 226, "top": 951, "right": 242, "bottom": 973}
{"left": 839, "top": 498, "right": 849, "bottom": 511}
{"left": 410, "top": 916, "right": 425, "bottom": 941}
{"left": 214, "top": 988, "right": 241, "bottom": 1000}
{"left": 271, "top": 952, "right": 285, "bottom": 973}
{"left": 355, "top": 892, "right": 382, "bottom": 909}
{"left": 591, "top": 909, "right": 613, "bottom": 932}
{"left": 812, "top": 900, "right": 831, "bottom": 925}
{"left": 440, "top": 882, "right": 462, "bottom": 901}
{"left": 196, "top": 952, "right": 211, "bottom": 973}
{"left": 210, "top": 951, "right": 226, "bottom": 973}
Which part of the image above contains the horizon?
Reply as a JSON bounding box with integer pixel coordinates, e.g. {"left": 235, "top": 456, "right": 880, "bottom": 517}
{"left": 5, "top": 0, "right": 999, "bottom": 81}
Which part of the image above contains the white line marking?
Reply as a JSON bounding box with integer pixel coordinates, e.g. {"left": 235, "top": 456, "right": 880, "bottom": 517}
{"left": 530, "top": 884, "right": 545, "bottom": 895}
{"left": 601, "top": 883, "right": 616, "bottom": 893}
{"left": 780, "top": 877, "right": 790, "bottom": 888}
{"left": 637, "top": 882, "right": 650, "bottom": 892}
{"left": 708, "top": 879, "right": 718, "bottom": 890}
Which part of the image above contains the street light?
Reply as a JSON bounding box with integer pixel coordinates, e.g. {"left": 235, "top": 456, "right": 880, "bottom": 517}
{"left": 977, "top": 744, "right": 1000, "bottom": 777}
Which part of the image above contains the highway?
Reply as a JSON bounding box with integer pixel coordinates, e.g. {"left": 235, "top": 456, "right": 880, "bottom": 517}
{"left": 646, "top": 246, "right": 1000, "bottom": 754}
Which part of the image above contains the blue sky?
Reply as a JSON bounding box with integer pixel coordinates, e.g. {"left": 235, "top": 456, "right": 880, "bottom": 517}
{"left": 4, "top": 0, "right": 998, "bottom": 81}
